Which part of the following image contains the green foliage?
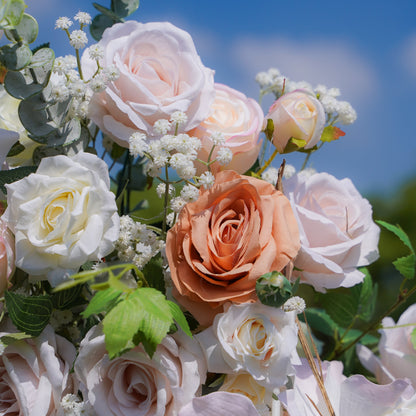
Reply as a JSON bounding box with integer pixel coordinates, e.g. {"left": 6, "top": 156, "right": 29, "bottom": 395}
{"left": 5, "top": 291, "right": 52, "bottom": 336}
{"left": 142, "top": 255, "right": 165, "bottom": 292}
{"left": 0, "top": 43, "right": 31, "bottom": 70}
{"left": 103, "top": 287, "right": 174, "bottom": 358}
{"left": 0, "top": 165, "right": 36, "bottom": 194}
{"left": 283, "top": 137, "right": 307, "bottom": 153}
{"left": 0, "top": 332, "right": 32, "bottom": 345}
{"left": 0, "top": 0, "right": 26, "bottom": 29}
{"left": 5, "top": 13, "right": 38, "bottom": 44}
{"left": 264, "top": 118, "right": 274, "bottom": 141}
{"left": 376, "top": 220, "right": 415, "bottom": 279}
{"left": 411, "top": 328, "right": 416, "bottom": 351}
{"left": 319, "top": 270, "right": 377, "bottom": 328}
{"left": 167, "top": 300, "right": 192, "bottom": 337}
{"left": 82, "top": 287, "right": 123, "bottom": 318}
{"left": 90, "top": 0, "right": 139, "bottom": 41}
{"left": 51, "top": 285, "right": 85, "bottom": 310}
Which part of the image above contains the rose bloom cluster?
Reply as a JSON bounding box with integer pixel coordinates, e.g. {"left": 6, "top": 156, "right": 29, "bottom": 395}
{"left": 0, "top": 11, "right": 408, "bottom": 416}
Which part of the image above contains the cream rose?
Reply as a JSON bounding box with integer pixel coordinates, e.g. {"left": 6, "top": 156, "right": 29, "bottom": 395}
{"left": 284, "top": 171, "right": 380, "bottom": 291}
{"left": 265, "top": 90, "right": 325, "bottom": 153}
{"left": 75, "top": 325, "right": 206, "bottom": 416}
{"left": 82, "top": 21, "right": 215, "bottom": 146}
{"left": 190, "top": 83, "right": 263, "bottom": 174}
{"left": 196, "top": 303, "right": 300, "bottom": 388}
{"left": 2, "top": 152, "right": 119, "bottom": 286}
{"left": 357, "top": 303, "right": 416, "bottom": 387}
{"left": 0, "top": 325, "right": 77, "bottom": 416}
{"left": 0, "top": 218, "right": 14, "bottom": 295}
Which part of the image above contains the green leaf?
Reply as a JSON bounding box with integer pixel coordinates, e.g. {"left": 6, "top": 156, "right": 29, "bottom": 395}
{"left": 167, "top": 300, "right": 192, "bottom": 337}
{"left": 6, "top": 140, "right": 25, "bottom": 157}
{"left": 4, "top": 70, "right": 43, "bottom": 99}
{"left": 0, "top": 332, "right": 32, "bottom": 345}
{"left": 411, "top": 328, "right": 416, "bottom": 351}
{"left": 0, "top": 165, "right": 36, "bottom": 195}
{"left": 1, "top": 0, "right": 25, "bottom": 28}
{"left": 29, "top": 47, "right": 54, "bottom": 68}
{"left": 303, "top": 308, "right": 339, "bottom": 338}
{"left": 282, "top": 137, "right": 307, "bottom": 154}
{"left": 90, "top": 13, "right": 114, "bottom": 41}
{"left": 353, "top": 268, "right": 378, "bottom": 322}
{"left": 112, "top": 0, "right": 139, "bottom": 18}
{"left": 52, "top": 284, "right": 85, "bottom": 310}
{"left": 393, "top": 254, "right": 416, "bottom": 280}
{"left": 376, "top": 220, "right": 414, "bottom": 253}
{"left": 320, "top": 292, "right": 358, "bottom": 329}
{"left": 5, "top": 291, "right": 52, "bottom": 336}
{"left": 82, "top": 287, "right": 123, "bottom": 318}
{"left": 92, "top": 3, "right": 121, "bottom": 21}
{"left": 340, "top": 328, "right": 378, "bottom": 346}
{"left": 103, "top": 287, "right": 173, "bottom": 358}
{"left": 142, "top": 255, "right": 165, "bottom": 292}
{"left": 320, "top": 125, "right": 346, "bottom": 143}
{"left": 256, "top": 271, "right": 293, "bottom": 307}
{"left": 0, "top": 43, "right": 32, "bottom": 70}
{"left": 5, "top": 13, "right": 38, "bottom": 44}
{"left": 263, "top": 118, "right": 274, "bottom": 141}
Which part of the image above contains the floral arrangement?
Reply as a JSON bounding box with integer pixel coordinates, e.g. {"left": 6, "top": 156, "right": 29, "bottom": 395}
{"left": 0, "top": 1, "right": 415, "bottom": 415}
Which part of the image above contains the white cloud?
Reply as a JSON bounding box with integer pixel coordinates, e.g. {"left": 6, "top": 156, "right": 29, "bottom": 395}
{"left": 230, "top": 36, "right": 378, "bottom": 102}
{"left": 400, "top": 34, "right": 416, "bottom": 79}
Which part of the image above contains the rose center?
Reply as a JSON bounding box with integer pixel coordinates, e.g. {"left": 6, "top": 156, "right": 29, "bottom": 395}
{"left": 43, "top": 192, "right": 73, "bottom": 232}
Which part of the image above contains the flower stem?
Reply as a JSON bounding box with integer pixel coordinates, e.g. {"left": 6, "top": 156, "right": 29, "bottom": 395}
{"left": 258, "top": 147, "right": 279, "bottom": 176}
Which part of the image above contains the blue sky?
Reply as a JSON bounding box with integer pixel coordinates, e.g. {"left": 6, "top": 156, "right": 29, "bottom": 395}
{"left": 25, "top": 0, "right": 416, "bottom": 195}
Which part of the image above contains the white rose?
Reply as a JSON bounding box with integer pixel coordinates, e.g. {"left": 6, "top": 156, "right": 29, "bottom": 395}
{"left": 0, "top": 325, "right": 77, "bottom": 416}
{"left": 74, "top": 325, "right": 206, "bottom": 416}
{"left": 3, "top": 152, "right": 119, "bottom": 285}
{"left": 284, "top": 172, "right": 380, "bottom": 291}
{"left": 357, "top": 303, "right": 416, "bottom": 387}
{"left": 196, "top": 303, "right": 299, "bottom": 388}
{"left": 82, "top": 21, "right": 215, "bottom": 146}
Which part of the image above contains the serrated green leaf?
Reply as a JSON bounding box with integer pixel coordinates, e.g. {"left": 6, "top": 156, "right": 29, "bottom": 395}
{"left": 112, "top": 0, "right": 139, "bottom": 18}
{"left": 0, "top": 165, "right": 36, "bottom": 194}
{"left": 142, "top": 255, "right": 165, "bottom": 292}
{"left": 340, "top": 328, "right": 378, "bottom": 346}
{"left": 376, "top": 220, "right": 414, "bottom": 253}
{"left": 354, "top": 268, "right": 378, "bottom": 322}
{"left": 82, "top": 287, "right": 123, "bottom": 319}
{"left": 103, "top": 287, "right": 173, "bottom": 358}
{"left": 411, "top": 328, "right": 416, "bottom": 351}
{"left": 5, "top": 291, "right": 52, "bottom": 336}
{"left": 393, "top": 254, "right": 416, "bottom": 280}
{"left": 167, "top": 301, "right": 192, "bottom": 337}
{"left": 303, "top": 308, "right": 338, "bottom": 337}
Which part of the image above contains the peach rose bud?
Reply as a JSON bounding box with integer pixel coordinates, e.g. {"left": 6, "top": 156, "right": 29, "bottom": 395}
{"left": 265, "top": 90, "right": 326, "bottom": 153}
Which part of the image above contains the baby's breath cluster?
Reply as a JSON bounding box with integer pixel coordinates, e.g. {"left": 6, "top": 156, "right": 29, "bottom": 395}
{"left": 256, "top": 67, "right": 357, "bottom": 125}
{"left": 116, "top": 216, "right": 164, "bottom": 270}
{"left": 60, "top": 394, "right": 95, "bottom": 416}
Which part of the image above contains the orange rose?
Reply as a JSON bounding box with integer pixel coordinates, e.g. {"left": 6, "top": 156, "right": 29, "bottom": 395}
{"left": 166, "top": 170, "right": 300, "bottom": 326}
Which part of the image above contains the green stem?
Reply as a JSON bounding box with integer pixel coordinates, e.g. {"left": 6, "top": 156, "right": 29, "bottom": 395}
{"left": 161, "top": 165, "right": 170, "bottom": 236}
{"left": 75, "top": 48, "right": 84, "bottom": 80}
{"left": 301, "top": 152, "right": 312, "bottom": 171}
{"left": 257, "top": 147, "right": 279, "bottom": 176}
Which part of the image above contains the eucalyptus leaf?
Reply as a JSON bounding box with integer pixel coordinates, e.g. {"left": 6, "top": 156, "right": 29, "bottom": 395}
{"left": 0, "top": 43, "right": 31, "bottom": 70}
{"left": 112, "top": 0, "right": 139, "bottom": 18}
{"left": 4, "top": 69, "right": 44, "bottom": 99}
{"left": 5, "top": 13, "right": 38, "bottom": 44}
{"left": 30, "top": 47, "right": 54, "bottom": 69}
{"left": 90, "top": 13, "right": 114, "bottom": 41}
{"left": 92, "top": 3, "right": 121, "bottom": 21}
{"left": 0, "top": 0, "right": 25, "bottom": 28}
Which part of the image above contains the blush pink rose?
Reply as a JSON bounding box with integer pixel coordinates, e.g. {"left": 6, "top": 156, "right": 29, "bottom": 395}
{"left": 265, "top": 90, "right": 325, "bottom": 153}
{"left": 82, "top": 21, "right": 215, "bottom": 146}
{"left": 0, "top": 218, "right": 14, "bottom": 295}
{"left": 190, "top": 83, "right": 263, "bottom": 174}
{"left": 74, "top": 325, "right": 206, "bottom": 416}
{"left": 284, "top": 171, "right": 380, "bottom": 291}
{"left": 166, "top": 170, "right": 300, "bottom": 326}
{"left": 357, "top": 303, "right": 416, "bottom": 387}
{"left": 0, "top": 325, "right": 77, "bottom": 416}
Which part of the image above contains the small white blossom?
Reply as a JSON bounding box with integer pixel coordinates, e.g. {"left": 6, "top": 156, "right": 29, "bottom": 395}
{"left": 210, "top": 131, "right": 225, "bottom": 146}
{"left": 216, "top": 147, "right": 233, "bottom": 166}
{"left": 103, "top": 65, "right": 120, "bottom": 81}
{"left": 55, "top": 17, "right": 73, "bottom": 30}
{"left": 128, "top": 132, "right": 149, "bottom": 158}
{"left": 166, "top": 212, "right": 175, "bottom": 227}
{"left": 170, "top": 111, "right": 188, "bottom": 126}
{"left": 174, "top": 134, "right": 201, "bottom": 154}
{"left": 320, "top": 94, "right": 338, "bottom": 114}
{"left": 169, "top": 153, "right": 191, "bottom": 170}
{"left": 89, "top": 74, "right": 107, "bottom": 92}
{"left": 283, "top": 296, "right": 306, "bottom": 314}
{"left": 199, "top": 171, "right": 215, "bottom": 189}
{"left": 69, "top": 30, "right": 88, "bottom": 49}
{"left": 144, "top": 162, "right": 161, "bottom": 177}
{"left": 75, "top": 101, "right": 90, "bottom": 119}
{"left": 156, "top": 183, "right": 175, "bottom": 199}
{"left": 298, "top": 167, "right": 317, "bottom": 180}
{"left": 314, "top": 84, "right": 328, "bottom": 96}
{"left": 74, "top": 11, "right": 92, "bottom": 25}
{"left": 327, "top": 87, "right": 341, "bottom": 97}
{"left": 153, "top": 119, "right": 172, "bottom": 135}
{"left": 267, "top": 68, "right": 281, "bottom": 78}
{"left": 70, "top": 80, "right": 86, "bottom": 97}
{"left": 51, "top": 84, "right": 70, "bottom": 102}
{"left": 176, "top": 163, "right": 196, "bottom": 180}
{"left": 261, "top": 167, "right": 279, "bottom": 185}
{"left": 170, "top": 196, "right": 186, "bottom": 213}
{"left": 180, "top": 184, "right": 200, "bottom": 202}
{"left": 255, "top": 71, "right": 273, "bottom": 87}
{"left": 88, "top": 44, "right": 104, "bottom": 60}
{"left": 283, "top": 164, "right": 296, "bottom": 179}
{"left": 336, "top": 101, "right": 357, "bottom": 125}
{"left": 66, "top": 69, "right": 80, "bottom": 83}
